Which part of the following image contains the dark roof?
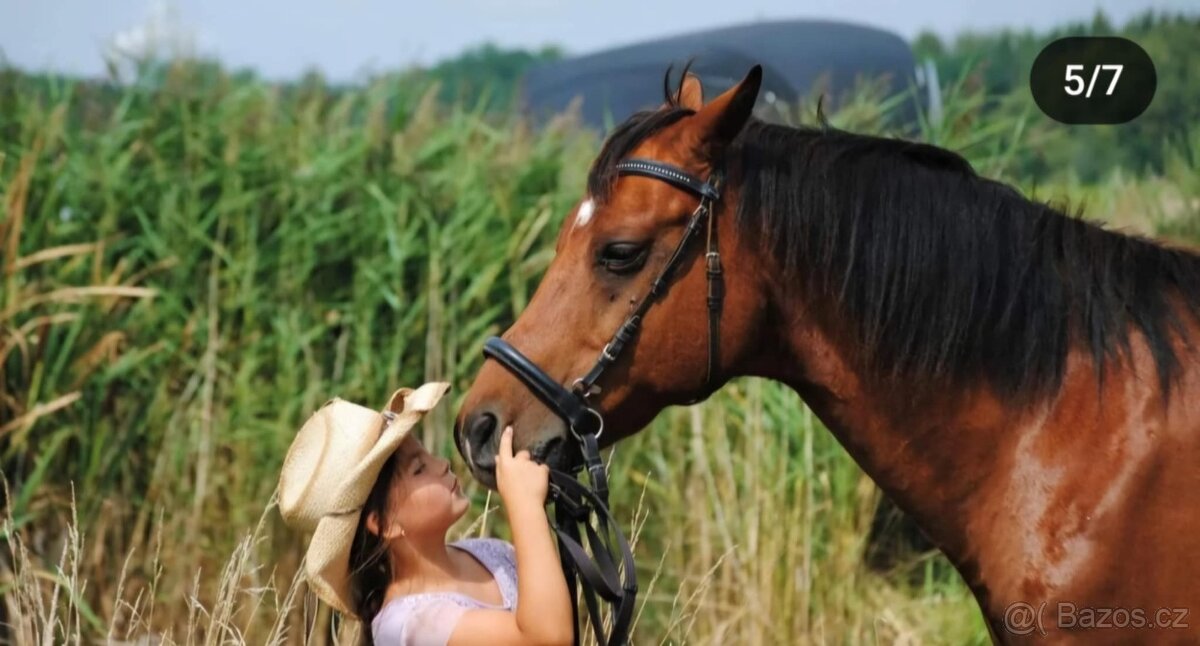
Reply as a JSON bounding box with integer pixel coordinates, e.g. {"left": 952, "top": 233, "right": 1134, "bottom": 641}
{"left": 520, "top": 20, "right": 918, "bottom": 129}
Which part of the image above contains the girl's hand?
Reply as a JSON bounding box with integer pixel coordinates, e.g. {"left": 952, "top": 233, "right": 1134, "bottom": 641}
{"left": 496, "top": 426, "right": 550, "bottom": 508}
{"left": 451, "top": 425, "right": 573, "bottom": 646}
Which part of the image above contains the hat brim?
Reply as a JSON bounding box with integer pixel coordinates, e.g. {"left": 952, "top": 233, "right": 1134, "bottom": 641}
{"left": 301, "top": 381, "right": 452, "bottom": 617}
{"left": 305, "top": 511, "right": 362, "bottom": 616}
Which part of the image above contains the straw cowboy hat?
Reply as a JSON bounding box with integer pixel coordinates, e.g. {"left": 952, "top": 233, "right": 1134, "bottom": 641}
{"left": 278, "top": 381, "right": 452, "bottom": 616}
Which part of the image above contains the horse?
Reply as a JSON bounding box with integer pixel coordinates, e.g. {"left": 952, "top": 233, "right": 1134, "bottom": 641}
{"left": 454, "top": 65, "right": 1200, "bottom": 643}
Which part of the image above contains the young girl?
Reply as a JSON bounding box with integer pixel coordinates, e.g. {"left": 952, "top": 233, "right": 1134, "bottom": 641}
{"left": 278, "top": 382, "right": 574, "bottom": 646}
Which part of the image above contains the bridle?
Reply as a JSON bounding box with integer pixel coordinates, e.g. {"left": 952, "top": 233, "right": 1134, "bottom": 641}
{"left": 480, "top": 157, "right": 725, "bottom": 646}
{"left": 484, "top": 156, "right": 725, "bottom": 434}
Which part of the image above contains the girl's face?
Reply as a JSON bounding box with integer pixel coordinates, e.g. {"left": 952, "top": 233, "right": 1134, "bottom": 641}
{"left": 378, "top": 435, "right": 469, "bottom": 540}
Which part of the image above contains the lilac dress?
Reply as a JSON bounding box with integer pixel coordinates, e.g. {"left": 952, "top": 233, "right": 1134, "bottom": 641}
{"left": 372, "top": 538, "right": 519, "bottom": 646}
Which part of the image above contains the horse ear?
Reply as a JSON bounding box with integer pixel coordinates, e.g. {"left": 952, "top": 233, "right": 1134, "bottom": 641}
{"left": 686, "top": 65, "right": 762, "bottom": 152}
{"left": 677, "top": 72, "right": 704, "bottom": 110}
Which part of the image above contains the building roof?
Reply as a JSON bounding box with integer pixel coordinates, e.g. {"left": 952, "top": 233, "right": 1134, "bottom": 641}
{"left": 521, "top": 20, "right": 918, "bottom": 130}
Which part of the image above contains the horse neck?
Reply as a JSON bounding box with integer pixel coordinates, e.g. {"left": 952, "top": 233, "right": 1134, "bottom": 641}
{"left": 746, "top": 284, "right": 1021, "bottom": 565}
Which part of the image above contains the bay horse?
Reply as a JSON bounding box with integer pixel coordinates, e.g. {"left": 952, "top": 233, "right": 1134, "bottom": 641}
{"left": 454, "top": 65, "right": 1200, "bottom": 643}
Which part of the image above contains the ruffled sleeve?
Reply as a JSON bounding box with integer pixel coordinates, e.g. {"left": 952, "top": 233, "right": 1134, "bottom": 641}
{"left": 372, "top": 597, "right": 469, "bottom": 646}
{"left": 460, "top": 538, "right": 519, "bottom": 608}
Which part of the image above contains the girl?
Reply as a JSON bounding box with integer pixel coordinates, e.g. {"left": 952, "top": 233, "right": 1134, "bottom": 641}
{"left": 278, "top": 382, "right": 574, "bottom": 645}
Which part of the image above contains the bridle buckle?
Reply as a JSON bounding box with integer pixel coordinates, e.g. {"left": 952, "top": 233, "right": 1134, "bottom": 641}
{"left": 601, "top": 342, "right": 619, "bottom": 362}
{"left": 706, "top": 250, "right": 722, "bottom": 273}
{"left": 571, "top": 378, "right": 602, "bottom": 399}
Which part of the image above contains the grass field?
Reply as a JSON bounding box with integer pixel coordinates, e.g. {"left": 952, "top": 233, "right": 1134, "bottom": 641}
{"left": 2, "top": 62, "right": 1197, "bottom": 644}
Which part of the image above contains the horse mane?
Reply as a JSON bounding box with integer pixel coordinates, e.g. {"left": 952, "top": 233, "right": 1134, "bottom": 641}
{"left": 587, "top": 74, "right": 1200, "bottom": 404}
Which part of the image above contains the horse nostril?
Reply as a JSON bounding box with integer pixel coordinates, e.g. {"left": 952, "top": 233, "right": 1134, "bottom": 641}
{"left": 466, "top": 412, "right": 498, "bottom": 469}
{"left": 532, "top": 435, "right": 558, "bottom": 462}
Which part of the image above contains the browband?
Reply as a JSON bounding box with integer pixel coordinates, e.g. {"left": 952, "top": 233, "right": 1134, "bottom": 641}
{"left": 615, "top": 158, "right": 721, "bottom": 201}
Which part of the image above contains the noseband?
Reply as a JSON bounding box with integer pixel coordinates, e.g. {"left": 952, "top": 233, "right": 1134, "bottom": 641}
{"left": 481, "top": 158, "right": 724, "bottom": 646}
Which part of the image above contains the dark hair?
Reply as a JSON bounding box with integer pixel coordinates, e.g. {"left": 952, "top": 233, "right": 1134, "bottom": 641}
{"left": 348, "top": 452, "right": 401, "bottom": 644}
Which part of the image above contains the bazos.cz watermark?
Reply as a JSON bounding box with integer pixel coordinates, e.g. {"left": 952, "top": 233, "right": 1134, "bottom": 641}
{"left": 1003, "top": 601, "right": 1190, "bottom": 635}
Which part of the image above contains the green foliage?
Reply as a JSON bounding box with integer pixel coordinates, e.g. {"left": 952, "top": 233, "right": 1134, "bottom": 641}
{"left": 422, "top": 42, "right": 564, "bottom": 112}
{"left": 914, "top": 10, "right": 1200, "bottom": 182}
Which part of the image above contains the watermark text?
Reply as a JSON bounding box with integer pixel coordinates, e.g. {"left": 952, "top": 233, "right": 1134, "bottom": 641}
{"left": 1003, "top": 601, "right": 1189, "bottom": 635}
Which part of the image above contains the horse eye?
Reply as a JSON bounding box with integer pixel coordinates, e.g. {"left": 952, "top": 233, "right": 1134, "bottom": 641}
{"left": 599, "top": 242, "right": 649, "bottom": 274}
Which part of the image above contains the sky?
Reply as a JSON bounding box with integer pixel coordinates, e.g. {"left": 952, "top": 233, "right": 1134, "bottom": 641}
{"left": 2, "top": 0, "right": 1195, "bottom": 81}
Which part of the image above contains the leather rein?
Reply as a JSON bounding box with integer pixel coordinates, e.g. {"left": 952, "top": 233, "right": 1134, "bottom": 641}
{"left": 481, "top": 157, "right": 724, "bottom": 646}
